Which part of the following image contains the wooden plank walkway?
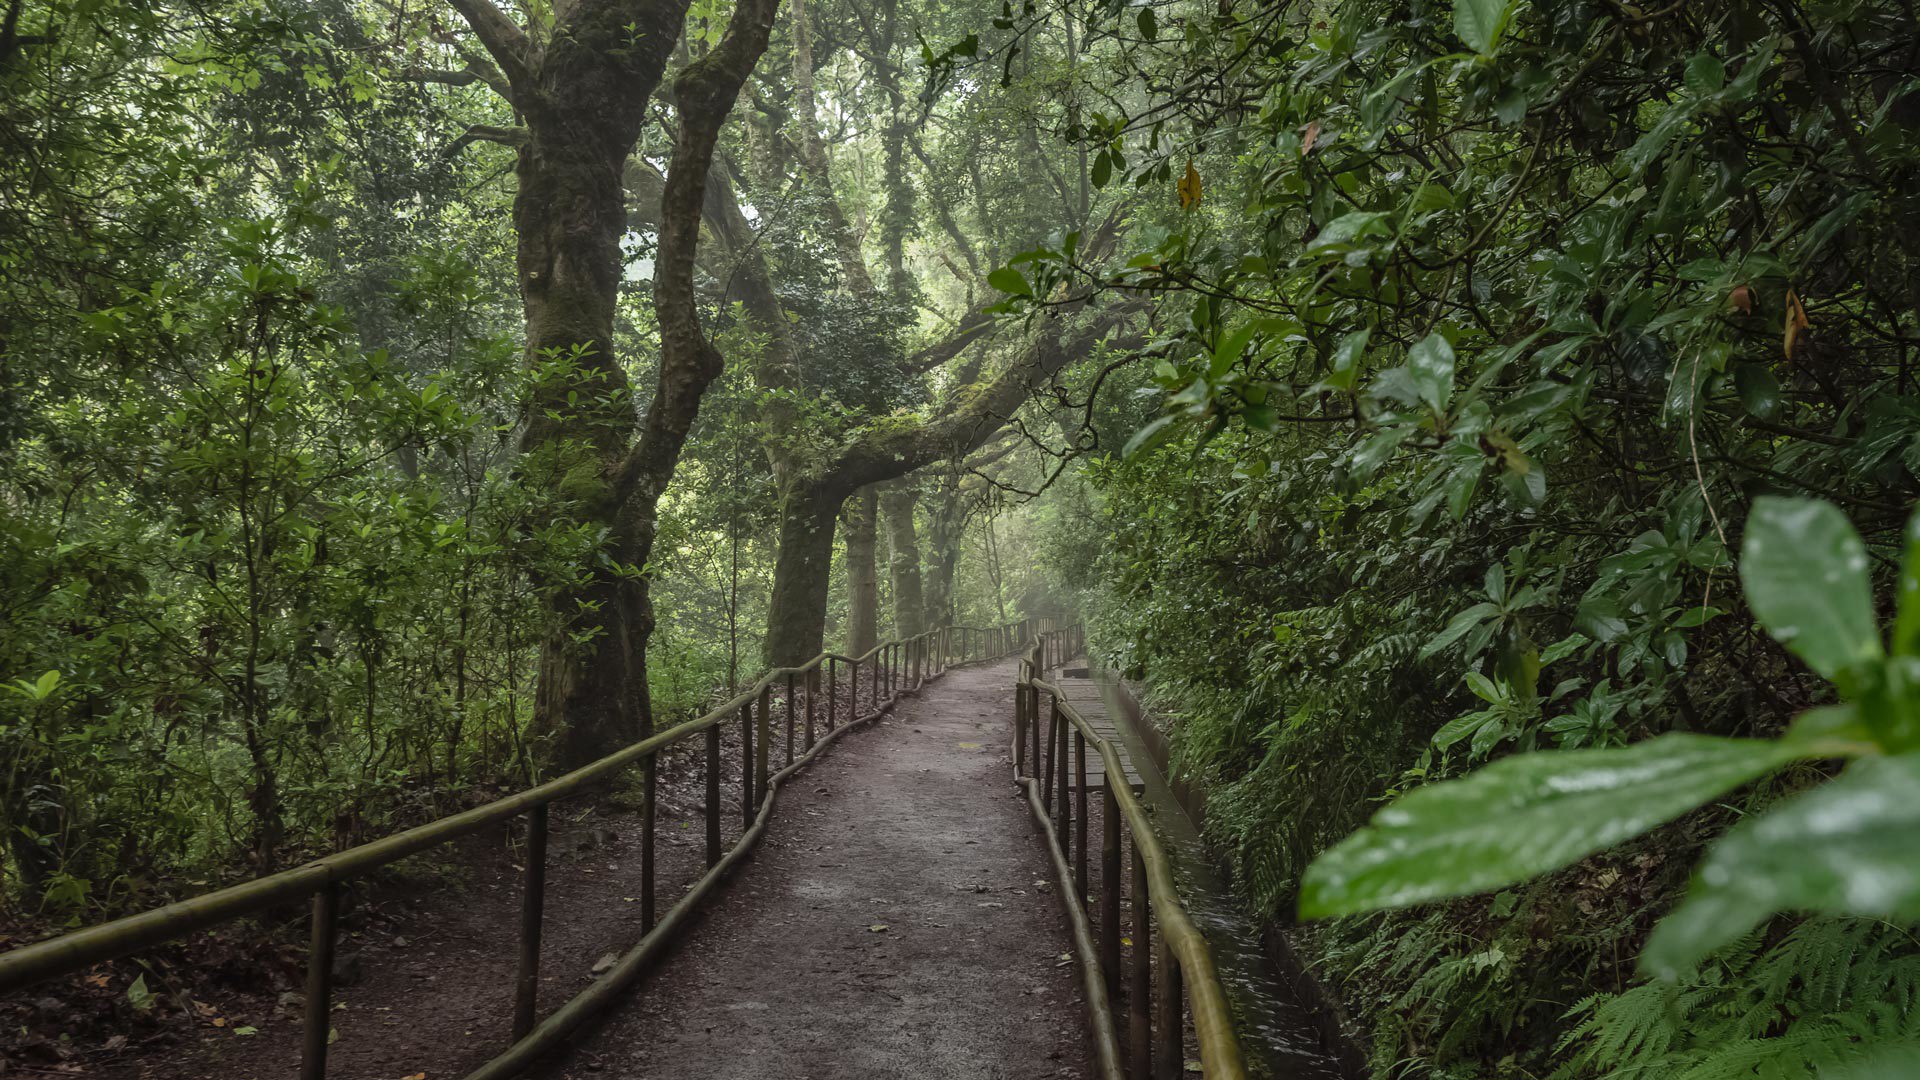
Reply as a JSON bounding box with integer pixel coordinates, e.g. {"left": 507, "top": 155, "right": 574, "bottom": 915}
{"left": 1048, "top": 666, "right": 1147, "bottom": 793}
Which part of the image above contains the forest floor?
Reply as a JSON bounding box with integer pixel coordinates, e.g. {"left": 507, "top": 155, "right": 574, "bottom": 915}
{"left": 13, "top": 658, "right": 1090, "bottom": 1080}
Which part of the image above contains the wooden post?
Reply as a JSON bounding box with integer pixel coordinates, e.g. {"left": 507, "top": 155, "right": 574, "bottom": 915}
{"left": 827, "top": 657, "right": 838, "bottom": 732}
{"left": 785, "top": 673, "right": 796, "bottom": 767}
{"left": 756, "top": 685, "right": 771, "bottom": 803}
{"left": 300, "top": 883, "right": 339, "bottom": 1080}
{"left": 850, "top": 658, "right": 860, "bottom": 719}
{"left": 1030, "top": 686, "right": 1043, "bottom": 778}
{"left": 1130, "top": 842, "right": 1151, "bottom": 1079}
{"left": 1154, "top": 935, "right": 1184, "bottom": 1079}
{"left": 805, "top": 667, "right": 818, "bottom": 750}
{"left": 1101, "top": 786, "right": 1122, "bottom": 998}
{"left": 705, "top": 726, "right": 721, "bottom": 867}
{"left": 1014, "top": 675, "right": 1027, "bottom": 778}
{"left": 740, "top": 699, "right": 755, "bottom": 829}
{"left": 1074, "top": 729, "right": 1089, "bottom": 903}
{"left": 641, "top": 750, "right": 656, "bottom": 932}
{"left": 513, "top": 805, "right": 548, "bottom": 1039}
{"left": 1041, "top": 699, "right": 1058, "bottom": 813}
{"left": 1056, "top": 709, "right": 1072, "bottom": 855}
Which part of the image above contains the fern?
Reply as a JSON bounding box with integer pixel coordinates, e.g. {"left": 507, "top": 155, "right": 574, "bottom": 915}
{"left": 1552, "top": 918, "right": 1920, "bottom": 1080}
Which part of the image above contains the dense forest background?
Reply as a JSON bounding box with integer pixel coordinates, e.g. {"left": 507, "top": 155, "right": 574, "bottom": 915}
{"left": 6, "top": 0, "right": 1920, "bottom": 1075}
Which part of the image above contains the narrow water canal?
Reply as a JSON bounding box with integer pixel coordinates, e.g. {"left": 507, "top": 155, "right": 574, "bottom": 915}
{"left": 1089, "top": 675, "right": 1351, "bottom": 1080}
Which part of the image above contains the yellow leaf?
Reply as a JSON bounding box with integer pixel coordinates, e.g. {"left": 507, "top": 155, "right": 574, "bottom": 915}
{"left": 1177, "top": 161, "right": 1203, "bottom": 210}
{"left": 1784, "top": 289, "right": 1811, "bottom": 359}
{"left": 869, "top": 924, "right": 890, "bottom": 932}
{"left": 1301, "top": 121, "right": 1321, "bottom": 156}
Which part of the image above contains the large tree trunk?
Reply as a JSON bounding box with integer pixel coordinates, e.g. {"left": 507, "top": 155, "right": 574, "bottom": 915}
{"left": 923, "top": 484, "right": 961, "bottom": 629}
{"left": 763, "top": 479, "right": 846, "bottom": 666}
{"left": 448, "top": 0, "right": 778, "bottom": 769}
{"left": 516, "top": 130, "right": 650, "bottom": 768}
{"left": 881, "top": 486, "right": 925, "bottom": 637}
{"left": 844, "top": 486, "right": 880, "bottom": 655}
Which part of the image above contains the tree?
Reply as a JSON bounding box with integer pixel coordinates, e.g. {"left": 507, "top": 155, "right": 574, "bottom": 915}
{"left": 439, "top": 0, "right": 778, "bottom": 767}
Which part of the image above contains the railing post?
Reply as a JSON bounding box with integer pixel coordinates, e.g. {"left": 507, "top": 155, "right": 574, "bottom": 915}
{"left": 1056, "top": 706, "right": 1072, "bottom": 852}
{"left": 1130, "top": 841, "right": 1152, "bottom": 1079}
{"left": 1154, "top": 935, "right": 1184, "bottom": 1080}
{"left": 741, "top": 698, "right": 755, "bottom": 829}
{"left": 1014, "top": 676, "right": 1027, "bottom": 778}
{"left": 756, "top": 684, "right": 772, "bottom": 802}
{"left": 1101, "top": 786, "right": 1121, "bottom": 998}
{"left": 513, "top": 804, "right": 548, "bottom": 1039}
{"left": 1030, "top": 685, "right": 1042, "bottom": 776}
{"left": 705, "top": 725, "right": 721, "bottom": 867}
{"left": 828, "top": 657, "right": 839, "bottom": 732}
{"left": 641, "top": 744, "right": 656, "bottom": 932}
{"left": 300, "top": 882, "right": 340, "bottom": 1080}
{"left": 850, "top": 658, "right": 860, "bottom": 719}
{"left": 1042, "top": 698, "right": 1058, "bottom": 813}
{"left": 1074, "top": 729, "right": 1089, "bottom": 903}
{"left": 805, "top": 666, "right": 818, "bottom": 750}
{"left": 785, "top": 673, "right": 796, "bottom": 767}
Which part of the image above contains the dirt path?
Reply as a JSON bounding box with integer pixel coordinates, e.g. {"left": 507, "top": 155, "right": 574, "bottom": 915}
{"left": 534, "top": 658, "right": 1092, "bottom": 1080}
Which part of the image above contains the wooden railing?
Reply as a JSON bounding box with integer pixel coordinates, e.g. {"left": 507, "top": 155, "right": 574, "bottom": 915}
{"left": 0, "top": 619, "right": 1037, "bottom": 1080}
{"left": 1016, "top": 628, "right": 1248, "bottom": 1080}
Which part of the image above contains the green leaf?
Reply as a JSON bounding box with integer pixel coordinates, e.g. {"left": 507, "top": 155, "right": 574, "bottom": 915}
{"left": 1407, "top": 333, "right": 1456, "bottom": 413}
{"left": 1892, "top": 507, "right": 1920, "bottom": 656}
{"left": 1091, "top": 150, "right": 1112, "bottom": 190}
{"left": 1453, "top": 0, "right": 1518, "bottom": 54}
{"left": 1122, "top": 415, "right": 1182, "bottom": 459}
{"left": 1318, "top": 327, "right": 1370, "bottom": 392}
{"left": 1641, "top": 753, "right": 1920, "bottom": 979}
{"left": 1421, "top": 602, "right": 1499, "bottom": 658}
{"left": 1304, "top": 211, "right": 1390, "bottom": 255}
{"left": 1683, "top": 51, "right": 1725, "bottom": 95}
{"left": 1136, "top": 5, "right": 1157, "bottom": 40}
{"left": 987, "top": 266, "right": 1032, "bottom": 297}
{"left": 1740, "top": 497, "right": 1881, "bottom": 680}
{"left": 1733, "top": 363, "right": 1780, "bottom": 419}
{"left": 1297, "top": 734, "right": 1803, "bottom": 918}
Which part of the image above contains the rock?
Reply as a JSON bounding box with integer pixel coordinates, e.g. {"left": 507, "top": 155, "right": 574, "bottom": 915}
{"left": 590, "top": 952, "right": 619, "bottom": 976}
{"left": 331, "top": 950, "right": 365, "bottom": 986}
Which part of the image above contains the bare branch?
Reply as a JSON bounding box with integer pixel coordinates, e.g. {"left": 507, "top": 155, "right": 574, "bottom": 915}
{"left": 441, "top": 123, "right": 528, "bottom": 157}
{"left": 442, "top": 0, "right": 534, "bottom": 90}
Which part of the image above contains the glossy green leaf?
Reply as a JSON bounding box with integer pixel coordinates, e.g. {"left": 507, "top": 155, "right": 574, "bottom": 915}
{"left": 1642, "top": 753, "right": 1920, "bottom": 979}
{"left": 1407, "top": 333, "right": 1456, "bottom": 413}
{"left": 1453, "top": 0, "right": 1517, "bottom": 54}
{"left": 1298, "top": 734, "right": 1803, "bottom": 918}
{"left": 1740, "top": 497, "right": 1882, "bottom": 679}
{"left": 1122, "top": 415, "right": 1182, "bottom": 459}
{"left": 1420, "top": 602, "right": 1498, "bottom": 658}
{"left": 987, "top": 266, "right": 1032, "bottom": 296}
{"left": 1733, "top": 363, "right": 1780, "bottom": 419}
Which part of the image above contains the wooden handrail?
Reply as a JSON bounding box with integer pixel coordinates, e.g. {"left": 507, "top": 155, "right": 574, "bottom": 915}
{"left": 0, "top": 617, "right": 1037, "bottom": 1080}
{"left": 1015, "top": 630, "right": 1248, "bottom": 1080}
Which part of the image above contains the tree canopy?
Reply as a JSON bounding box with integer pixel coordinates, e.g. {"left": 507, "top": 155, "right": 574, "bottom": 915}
{"left": 8, "top": 0, "right": 1920, "bottom": 1074}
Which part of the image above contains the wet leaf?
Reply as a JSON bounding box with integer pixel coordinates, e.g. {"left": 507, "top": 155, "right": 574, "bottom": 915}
{"left": 1298, "top": 734, "right": 1803, "bottom": 917}
{"left": 1643, "top": 754, "right": 1920, "bottom": 979}
{"left": 1740, "top": 496, "right": 1879, "bottom": 680}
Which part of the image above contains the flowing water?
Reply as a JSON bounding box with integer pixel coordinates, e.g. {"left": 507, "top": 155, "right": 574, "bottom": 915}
{"left": 1087, "top": 675, "right": 1351, "bottom": 1080}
